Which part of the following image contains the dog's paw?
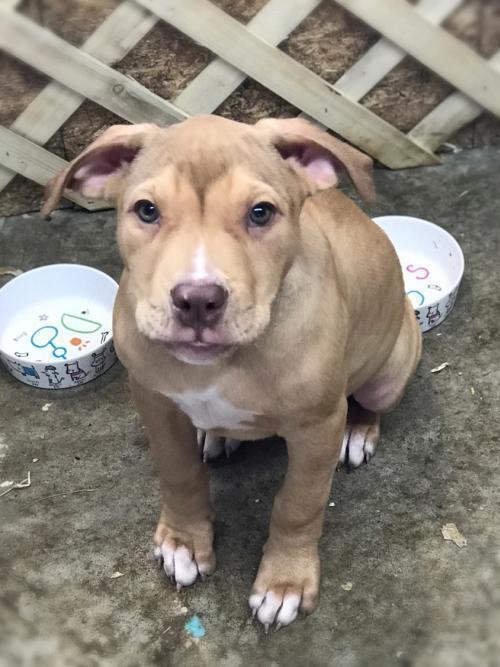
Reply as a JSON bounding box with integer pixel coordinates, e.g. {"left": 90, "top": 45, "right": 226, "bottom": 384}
{"left": 249, "top": 549, "right": 320, "bottom": 631}
{"left": 198, "top": 430, "right": 241, "bottom": 462}
{"left": 339, "top": 422, "right": 379, "bottom": 468}
{"left": 154, "top": 522, "right": 215, "bottom": 590}
{"left": 339, "top": 402, "right": 380, "bottom": 469}
{"left": 249, "top": 590, "right": 303, "bottom": 631}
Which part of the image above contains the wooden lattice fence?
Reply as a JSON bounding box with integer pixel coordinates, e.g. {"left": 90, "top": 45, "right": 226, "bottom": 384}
{"left": 0, "top": 0, "right": 499, "bottom": 211}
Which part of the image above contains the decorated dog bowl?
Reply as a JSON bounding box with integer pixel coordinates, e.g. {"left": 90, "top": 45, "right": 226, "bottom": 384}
{"left": 373, "top": 216, "right": 464, "bottom": 332}
{"left": 0, "top": 264, "right": 118, "bottom": 389}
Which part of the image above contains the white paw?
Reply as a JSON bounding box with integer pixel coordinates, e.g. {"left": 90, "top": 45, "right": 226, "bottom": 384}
{"left": 224, "top": 438, "right": 241, "bottom": 458}
{"left": 339, "top": 425, "right": 377, "bottom": 469}
{"left": 198, "top": 430, "right": 241, "bottom": 462}
{"left": 249, "top": 591, "right": 301, "bottom": 632}
{"left": 200, "top": 432, "right": 224, "bottom": 461}
{"left": 154, "top": 541, "right": 209, "bottom": 590}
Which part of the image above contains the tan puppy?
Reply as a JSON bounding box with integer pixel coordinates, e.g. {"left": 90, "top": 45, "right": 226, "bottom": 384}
{"left": 43, "top": 116, "right": 421, "bottom": 630}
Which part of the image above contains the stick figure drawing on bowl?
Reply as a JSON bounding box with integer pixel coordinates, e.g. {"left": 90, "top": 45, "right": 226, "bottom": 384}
{"left": 426, "top": 304, "right": 441, "bottom": 328}
{"left": 43, "top": 365, "right": 63, "bottom": 387}
{"left": 91, "top": 351, "right": 106, "bottom": 373}
{"left": 65, "top": 361, "right": 88, "bottom": 382}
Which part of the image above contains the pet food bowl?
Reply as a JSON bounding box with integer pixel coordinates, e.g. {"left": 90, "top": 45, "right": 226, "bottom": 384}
{"left": 0, "top": 264, "right": 118, "bottom": 389}
{"left": 373, "top": 216, "right": 464, "bottom": 332}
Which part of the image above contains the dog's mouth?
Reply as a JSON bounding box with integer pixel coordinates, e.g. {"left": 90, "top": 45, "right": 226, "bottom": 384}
{"left": 163, "top": 326, "right": 235, "bottom": 364}
{"left": 166, "top": 340, "right": 233, "bottom": 364}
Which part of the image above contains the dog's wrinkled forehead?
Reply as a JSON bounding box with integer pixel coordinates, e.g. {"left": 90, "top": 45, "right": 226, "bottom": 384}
{"left": 129, "top": 116, "right": 283, "bottom": 196}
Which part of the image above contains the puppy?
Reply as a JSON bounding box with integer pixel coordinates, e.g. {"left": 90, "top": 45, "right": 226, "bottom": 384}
{"left": 43, "top": 115, "right": 421, "bottom": 630}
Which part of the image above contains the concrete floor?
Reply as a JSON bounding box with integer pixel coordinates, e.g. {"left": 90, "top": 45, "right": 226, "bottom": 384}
{"left": 0, "top": 148, "right": 499, "bottom": 667}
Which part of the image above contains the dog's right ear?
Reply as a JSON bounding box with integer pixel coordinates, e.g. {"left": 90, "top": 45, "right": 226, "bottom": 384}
{"left": 41, "top": 123, "right": 158, "bottom": 219}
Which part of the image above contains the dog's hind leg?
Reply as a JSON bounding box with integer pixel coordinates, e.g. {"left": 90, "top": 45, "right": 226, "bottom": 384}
{"left": 341, "top": 298, "right": 421, "bottom": 469}
{"left": 353, "top": 297, "right": 422, "bottom": 414}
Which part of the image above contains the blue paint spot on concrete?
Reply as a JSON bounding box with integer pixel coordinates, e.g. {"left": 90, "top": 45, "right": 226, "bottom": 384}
{"left": 184, "top": 615, "right": 205, "bottom": 638}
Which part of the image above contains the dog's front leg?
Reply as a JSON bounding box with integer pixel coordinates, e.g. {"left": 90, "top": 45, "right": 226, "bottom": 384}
{"left": 130, "top": 377, "right": 215, "bottom": 589}
{"left": 250, "top": 399, "right": 347, "bottom": 630}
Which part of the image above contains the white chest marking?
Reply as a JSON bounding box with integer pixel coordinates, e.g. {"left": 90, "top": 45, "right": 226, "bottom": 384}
{"left": 170, "top": 387, "right": 254, "bottom": 431}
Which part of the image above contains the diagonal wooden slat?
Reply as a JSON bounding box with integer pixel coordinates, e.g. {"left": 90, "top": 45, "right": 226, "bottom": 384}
{"left": 0, "top": 1, "right": 158, "bottom": 199}
{"left": 333, "top": 0, "right": 462, "bottom": 102}
{"left": 409, "top": 51, "right": 500, "bottom": 151}
{"left": 299, "top": 0, "right": 462, "bottom": 131}
{"left": 335, "top": 0, "right": 500, "bottom": 118}
{"left": 174, "top": 0, "right": 322, "bottom": 114}
{"left": 176, "top": 0, "right": 460, "bottom": 116}
{"left": 135, "top": 0, "right": 438, "bottom": 168}
{"left": 0, "top": 126, "right": 107, "bottom": 210}
{"left": 0, "top": 8, "right": 187, "bottom": 128}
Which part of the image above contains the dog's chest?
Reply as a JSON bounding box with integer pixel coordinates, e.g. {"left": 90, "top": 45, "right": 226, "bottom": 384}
{"left": 169, "top": 387, "right": 254, "bottom": 431}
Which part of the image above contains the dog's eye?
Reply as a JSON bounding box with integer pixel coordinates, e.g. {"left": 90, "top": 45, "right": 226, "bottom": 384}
{"left": 134, "top": 199, "right": 159, "bottom": 224}
{"left": 248, "top": 202, "right": 276, "bottom": 227}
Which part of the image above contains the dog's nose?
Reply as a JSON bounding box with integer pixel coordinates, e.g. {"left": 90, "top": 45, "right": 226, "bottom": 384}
{"left": 171, "top": 283, "right": 228, "bottom": 328}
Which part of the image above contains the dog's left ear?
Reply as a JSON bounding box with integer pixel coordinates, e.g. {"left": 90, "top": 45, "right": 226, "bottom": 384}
{"left": 255, "top": 117, "right": 375, "bottom": 202}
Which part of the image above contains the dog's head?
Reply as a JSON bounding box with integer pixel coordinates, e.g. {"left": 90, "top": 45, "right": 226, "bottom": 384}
{"left": 43, "top": 116, "right": 374, "bottom": 365}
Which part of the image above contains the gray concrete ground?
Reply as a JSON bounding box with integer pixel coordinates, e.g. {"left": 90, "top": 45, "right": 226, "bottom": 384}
{"left": 0, "top": 148, "right": 499, "bottom": 667}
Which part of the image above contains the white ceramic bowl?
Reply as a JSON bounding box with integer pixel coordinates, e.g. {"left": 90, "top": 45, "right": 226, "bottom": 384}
{"left": 373, "top": 216, "right": 464, "bottom": 332}
{"left": 0, "top": 264, "right": 118, "bottom": 389}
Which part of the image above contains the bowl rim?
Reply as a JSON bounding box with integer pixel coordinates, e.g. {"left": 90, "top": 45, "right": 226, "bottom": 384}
{"left": 0, "top": 262, "right": 119, "bottom": 304}
{"left": 372, "top": 215, "right": 465, "bottom": 297}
